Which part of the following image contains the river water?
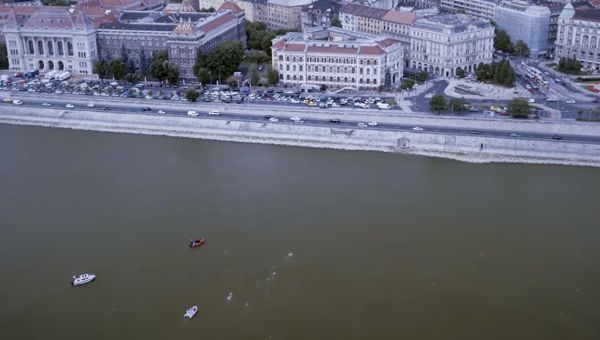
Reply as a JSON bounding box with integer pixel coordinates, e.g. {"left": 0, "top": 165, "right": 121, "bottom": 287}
{"left": 0, "top": 124, "right": 599, "bottom": 340}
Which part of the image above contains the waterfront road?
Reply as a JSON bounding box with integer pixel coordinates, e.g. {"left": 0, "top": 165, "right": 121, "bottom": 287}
{"left": 2, "top": 94, "right": 600, "bottom": 145}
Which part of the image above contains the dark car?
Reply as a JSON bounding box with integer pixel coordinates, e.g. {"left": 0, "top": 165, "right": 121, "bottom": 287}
{"left": 102, "top": 107, "right": 109, "bottom": 111}
{"left": 142, "top": 107, "right": 151, "bottom": 112}
{"left": 329, "top": 118, "right": 341, "bottom": 123}
{"left": 552, "top": 135, "right": 564, "bottom": 141}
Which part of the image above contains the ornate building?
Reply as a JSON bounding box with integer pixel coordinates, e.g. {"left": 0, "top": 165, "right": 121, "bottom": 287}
{"left": 272, "top": 27, "right": 404, "bottom": 89}
{"left": 554, "top": 3, "right": 600, "bottom": 71}
{"left": 409, "top": 14, "right": 494, "bottom": 76}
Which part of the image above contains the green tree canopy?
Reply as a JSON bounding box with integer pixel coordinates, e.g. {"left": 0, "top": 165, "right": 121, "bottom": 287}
{"left": 494, "top": 29, "right": 514, "bottom": 53}
{"left": 429, "top": 94, "right": 448, "bottom": 113}
{"left": 249, "top": 65, "right": 260, "bottom": 86}
{"left": 514, "top": 40, "right": 529, "bottom": 57}
{"left": 266, "top": 66, "right": 279, "bottom": 85}
{"left": 185, "top": 88, "right": 200, "bottom": 102}
{"left": 0, "top": 43, "right": 8, "bottom": 70}
{"left": 331, "top": 15, "right": 342, "bottom": 28}
{"left": 450, "top": 98, "right": 469, "bottom": 113}
{"left": 507, "top": 98, "right": 530, "bottom": 118}
{"left": 109, "top": 59, "right": 127, "bottom": 80}
{"left": 194, "top": 41, "right": 244, "bottom": 83}
{"left": 93, "top": 60, "right": 108, "bottom": 80}
{"left": 456, "top": 67, "right": 465, "bottom": 78}
{"left": 150, "top": 50, "right": 179, "bottom": 84}
{"left": 400, "top": 78, "right": 415, "bottom": 90}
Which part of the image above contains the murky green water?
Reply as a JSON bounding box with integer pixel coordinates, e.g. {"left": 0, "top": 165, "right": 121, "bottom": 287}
{"left": 0, "top": 124, "right": 599, "bottom": 340}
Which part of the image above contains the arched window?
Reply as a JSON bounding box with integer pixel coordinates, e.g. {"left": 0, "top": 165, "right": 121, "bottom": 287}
{"left": 57, "top": 41, "right": 64, "bottom": 56}
{"left": 28, "top": 40, "right": 34, "bottom": 54}
{"left": 299, "top": 65, "right": 303, "bottom": 71}
{"left": 47, "top": 41, "right": 53, "bottom": 56}
{"left": 37, "top": 40, "right": 44, "bottom": 55}
{"left": 292, "top": 65, "right": 296, "bottom": 71}
{"left": 286, "top": 65, "right": 290, "bottom": 71}
{"left": 278, "top": 55, "right": 283, "bottom": 61}
{"left": 366, "top": 69, "right": 370, "bottom": 75}
{"left": 67, "top": 41, "right": 73, "bottom": 56}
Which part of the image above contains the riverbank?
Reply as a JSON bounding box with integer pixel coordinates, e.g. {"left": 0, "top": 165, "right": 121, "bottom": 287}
{"left": 1, "top": 106, "right": 600, "bottom": 167}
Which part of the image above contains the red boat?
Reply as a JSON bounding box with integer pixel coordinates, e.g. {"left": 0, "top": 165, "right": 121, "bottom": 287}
{"left": 189, "top": 239, "right": 205, "bottom": 248}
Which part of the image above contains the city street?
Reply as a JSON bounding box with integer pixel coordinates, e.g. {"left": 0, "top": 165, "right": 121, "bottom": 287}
{"left": 3, "top": 91, "right": 600, "bottom": 145}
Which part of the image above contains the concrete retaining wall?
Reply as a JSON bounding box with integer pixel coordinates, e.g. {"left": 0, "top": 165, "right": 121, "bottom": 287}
{"left": 1, "top": 106, "right": 600, "bottom": 167}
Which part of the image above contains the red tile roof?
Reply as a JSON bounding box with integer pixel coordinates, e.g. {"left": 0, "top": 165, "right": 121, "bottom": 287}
{"left": 283, "top": 43, "right": 305, "bottom": 52}
{"left": 358, "top": 45, "right": 384, "bottom": 55}
{"left": 376, "top": 38, "right": 400, "bottom": 49}
{"left": 218, "top": 1, "right": 242, "bottom": 13}
{"left": 382, "top": 10, "right": 416, "bottom": 25}
{"left": 198, "top": 12, "right": 235, "bottom": 33}
{"left": 307, "top": 45, "right": 358, "bottom": 54}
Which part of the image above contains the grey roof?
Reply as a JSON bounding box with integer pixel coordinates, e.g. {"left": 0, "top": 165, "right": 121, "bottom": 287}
{"left": 574, "top": 8, "right": 600, "bottom": 22}
{"left": 119, "top": 11, "right": 156, "bottom": 21}
{"left": 413, "top": 14, "right": 492, "bottom": 33}
{"left": 100, "top": 23, "right": 176, "bottom": 31}
{"left": 339, "top": 3, "right": 387, "bottom": 19}
{"left": 154, "top": 12, "right": 211, "bottom": 23}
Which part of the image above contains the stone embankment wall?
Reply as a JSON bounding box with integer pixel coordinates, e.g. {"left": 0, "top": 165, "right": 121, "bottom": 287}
{"left": 1, "top": 106, "right": 600, "bottom": 167}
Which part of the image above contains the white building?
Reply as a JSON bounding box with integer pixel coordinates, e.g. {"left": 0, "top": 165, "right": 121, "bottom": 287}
{"left": 272, "top": 28, "right": 404, "bottom": 89}
{"left": 554, "top": 3, "right": 600, "bottom": 72}
{"left": 495, "top": 0, "right": 551, "bottom": 58}
{"left": 440, "top": 0, "right": 499, "bottom": 21}
{"left": 3, "top": 6, "right": 116, "bottom": 75}
{"left": 410, "top": 14, "right": 495, "bottom": 77}
{"left": 267, "top": 0, "right": 313, "bottom": 30}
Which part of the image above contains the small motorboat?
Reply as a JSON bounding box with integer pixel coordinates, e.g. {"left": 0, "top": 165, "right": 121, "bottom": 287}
{"left": 189, "top": 239, "right": 205, "bottom": 248}
{"left": 184, "top": 305, "right": 198, "bottom": 319}
{"left": 72, "top": 273, "right": 96, "bottom": 286}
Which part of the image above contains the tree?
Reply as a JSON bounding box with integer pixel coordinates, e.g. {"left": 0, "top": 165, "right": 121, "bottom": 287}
{"left": 450, "top": 98, "right": 469, "bottom": 113}
{"left": 320, "top": 84, "right": 328, "bottom": 92}
{"left": 123, "top": 72, "right": 139, "bottom": 84}
{"left": 558, "top": 57, "right": 581, "bottom": 74}
{"left": 93, "top": 60, "right": 108, "bottom": 80}
{"left": 196, "top": 67, "right": 210, "bottom": 85}
{"left": 331, "top": 15, "right": 342, "bottom": 28}
{"left": 150, "top": 50, "right": 179, "bottom": 84}
{"left": 0, "top": 43, "right": 8, "bottom": 69}
{"left": 139, "top": 48, "right": 149, "bottom": 78}
{"left": 515, "top": 40, "right": 529, "bottom": 58}
{"left": 249, "top": 65, "right": 260, "bottom": 86}
{"left": 494, "top": 29, "right": 514, "bottom": 53}
{"left": 185, "top": 88, "right": 200, "bottom": 102}
{"left": 196, "top": 41, "right": 243, "bottom": 83}
{"left": 456, "top": 67, "right": 465, "bottom": 78}
{"left": 120, "top": 44, "right": 129, "bottom": 67}
{"left": 400, "top": 78, "right": 415, "bottom": 90}
{"left": 109, "top": 59, "right": 127, "bottom": 80}
{"left": 429, "top": 94, "right": 447, "bottom": 113}
{"left": 266, "top": 66, "right": 279, "bottom": 85}
{"left": 246, "top": 50, "right": 270, "bottom": 64}
{"left": 416, "top": 71, "right": 428, "bottom": 83}
{"left": 507, "top": 98, "right": 530, "bottom": 118}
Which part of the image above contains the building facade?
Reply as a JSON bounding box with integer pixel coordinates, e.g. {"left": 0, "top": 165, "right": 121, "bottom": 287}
{"left": 198, "top": 0, "right": 267, "bottom": 22}
{"left": 271, "top": 28, "right": 403, "bottom": 89}
{"left": 495, "top": 0, "right": 551, "bottom": 57}
{"left": 554, "top": 3, "right": 600, "bottom": 71}
{"left": 440, "top": 0, "right": 499, "bottom": 20}
{"left": 410, "top": 14, "right": 495, "bottom": 76}
{"left": 97, "top": 7, "right": 246, "bottom": 79}
{"left": 3, "top": 6, "right": 117, "bottom": 74}
{"left": 267, "top": 0, "right": 312, "bottom": 30}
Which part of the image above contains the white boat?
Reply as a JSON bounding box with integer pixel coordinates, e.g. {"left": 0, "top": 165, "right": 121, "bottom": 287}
{"left": 72, "top": 273, "right": 96, "bottom": 286}
{"left": 184, "top": 305, "right": 198, "bottom": 319}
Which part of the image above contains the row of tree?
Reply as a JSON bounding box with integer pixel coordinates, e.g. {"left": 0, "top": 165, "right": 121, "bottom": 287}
{"left": 246, "top": 21, "right": 292, "bottom": 62}
{"left": 193, "top": 41, "right": 244, "bottom": 84}
{"left": 476, "top": 59, "right": 516, "bottom": 87}
{"left": 0, "top": 43, "right": 8, "bottom": 70}
{"left": 494, "top": 29, "right": 529, "bottom": 57}
{"left": 94, "top": 48, "right": 179, "bottom": 85}
{"left": 429, "top": 95, "right": 531, "bottom": 118}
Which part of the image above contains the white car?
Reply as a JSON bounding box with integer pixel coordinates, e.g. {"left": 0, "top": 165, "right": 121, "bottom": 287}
{"left": 357, "top": 122, "right": 368, "bottom": 128}
{"left": 187, "top": 110, "right": 199, "bottom": 117}
{"left": 269, "top": 117, "right": 279, "bottom": 122}
{"left": 208, "top": 110, "right": 220, "bottom": 116}
{"left": 41, "top": 102, "right": 51, "bottom": 106}
{"left": 565, "top": 99, "right": 576, "bottom": 104}
{"left": 367, "top": 121, "right": 378, "bottom": 126}
{"left": 86, "top": 103, "right": 95, "bottom": 108}
{"left": 290, "top": 116, "right": 302, "bottom": 122}
{"left": 12, "top": 99, "right": 23, "bottom": 105}
{"left": 527, "top": 98, "right": 535, "bottom": 103}
{"left": 157, "top": 110, "right": 166, "bottom": 114}
{"left": 3, "top": 97, "right": 13, "bottom": 102}
{"left": 65, "top": 104, "right": 74, "bottom": 108}
{"left": 412, "top": 126, "right": 424, "bottom": 131}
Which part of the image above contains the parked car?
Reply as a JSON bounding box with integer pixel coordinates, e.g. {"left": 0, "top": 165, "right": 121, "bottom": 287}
{"left": 187, "top": 110, "right": 199, "bottom": 117}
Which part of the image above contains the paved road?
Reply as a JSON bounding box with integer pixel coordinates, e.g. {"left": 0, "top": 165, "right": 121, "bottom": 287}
{"left": 3, "top": 94, "right": 600, "bottom": 145}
